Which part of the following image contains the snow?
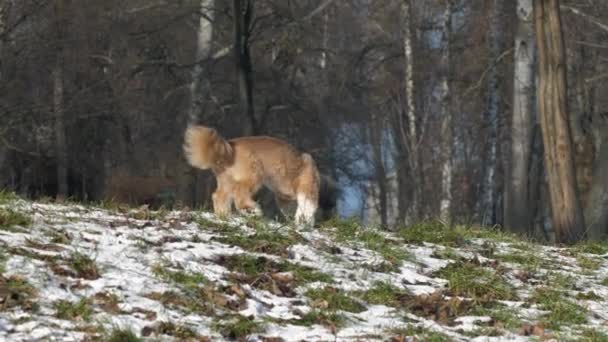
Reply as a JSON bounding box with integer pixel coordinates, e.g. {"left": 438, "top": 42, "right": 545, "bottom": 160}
{"left": 1, "top": 200, "right": 608, "bottom": 341}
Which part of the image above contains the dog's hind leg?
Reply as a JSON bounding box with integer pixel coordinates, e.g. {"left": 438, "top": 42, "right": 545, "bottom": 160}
{"left": 294, "top": 153, "right": 320, "bottom": 227}
{"left": 212, "top": 175, "right": 233, "bottom": 218}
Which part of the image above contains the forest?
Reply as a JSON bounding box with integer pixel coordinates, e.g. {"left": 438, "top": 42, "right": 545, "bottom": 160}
{"left": 1, "top": 0, "right": 607, "bottom": 244}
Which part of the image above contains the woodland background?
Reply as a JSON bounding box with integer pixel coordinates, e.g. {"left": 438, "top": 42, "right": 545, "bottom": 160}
{"left": 0, "top": 0, "right": 607, "bottom": 243}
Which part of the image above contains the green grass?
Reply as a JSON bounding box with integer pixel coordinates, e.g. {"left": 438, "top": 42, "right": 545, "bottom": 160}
{"left": 220, "top": 254, "right": 333, "bottom": 284}
{"left": 398, "top": 220, "right": 523, "bottom": 247}
{"left": 0, "top": 251, "right": 7, "bottom": 274}
{"left": 288, "top": 310, "right": 347, "bottom": 328}
{"left": 0, "top": 208, "right": 32, "bottom": 232}
{"left": 573, "top": 241, "right": 608, "bottom": 255}
{"left": 547, "top": 272, "right": 577, "bottom": 290}
{"left": 0, "top": 275, "right": 38, "bottom": 310}
{"left": 152, "top": 321, "right": 198, "bottom": 339}
{"left": 213, "top": 315, "right": 265, "bottom": 339}
{"left": 602, "top": 278, "right": 608, "bottom": 287}
{"left": 152, "top": 263, "right": 206, "bottom": 289}
{"left": 54, "top": 298, "right": 94, "bottom": 321}
{"left": 494, "top": 252, "right": 542, "bottom": 271}
{"left": 392, "top": 324, "right": 450, "bottom": 342}
{"left": 578, "top": 328, "right": 608, "bottom": 342}
{"left": 0, "top": 190, "right": 19, "bottom": 205}
{"left": 215, "top": 228, "right": 304, "bottom": 256}
{"left": 472, "top": 305, "right": 522, "bottom": 330}
{"left": 145, "top": 291, "right": 212, "bottom": 314}
{"left": 68, "top": 252, "right": 100, "bottom": 279}
{"left": 531, "top": 287, "right": 587, "bottom": 330}
{"left": 354, "top": 281, "right": 411, "bottom": 307}
{"left": 577, "top": 255, "right": 602, "bottom": 271}
{"left": 321, "top": 217, "right": 413, "bottom": 266}
{"left": 433, "top": 260, "right": 517, "bottom": 302}
{"left": 107, "top": 328, "right": 142, "bottom": 342}
{"left": 305, "top": 286, "right": 366, "bottom": 313}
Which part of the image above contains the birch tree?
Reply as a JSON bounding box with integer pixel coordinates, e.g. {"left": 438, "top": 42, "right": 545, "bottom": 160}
{"left": 439, "top": 0, "right": 453, "bottom": 224}
{"left": 534, "top": 0, "right": 585, "bottom": 243}
{"left": 504, "top": 0, "right": 536, "bottom": 234}
{"left": 188, "top": 0, "right": 215, "bottom": 124}
{"left": 400, "top": 0, "right": 421, "bottom": 224}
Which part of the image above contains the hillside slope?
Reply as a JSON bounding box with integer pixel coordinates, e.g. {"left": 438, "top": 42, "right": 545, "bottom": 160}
{"left": 1, "top": 196, "right": 608, "bottom": 341}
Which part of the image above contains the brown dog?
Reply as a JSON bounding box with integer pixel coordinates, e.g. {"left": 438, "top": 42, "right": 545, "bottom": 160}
{"left": 183, "top": 125, "right": 320, "bottom": 226}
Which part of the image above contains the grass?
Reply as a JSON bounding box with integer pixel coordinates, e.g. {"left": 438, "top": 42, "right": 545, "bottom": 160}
{"left": 288, "top": 310, "right": 347, "bottom": 329}
{"left": 0, "top": 251, "right": 6, "bottom": 274}
{"left": 54, "top": 298, "right": 94, "bottom": 321}
{"left": 578, "top": 328, "right": 608, "bottom": 342}
{"left": 602, "top": 277, "right": 608, "bottom": 287}
{"left": 107, "top": 328, "right": 141, "bottom": 342}
{"left": 577, "top": 255, "right": 602, "bottom": 271}
{"left": 398, "top": 220, "right": 523, "bottom": 247}
{"left": 152, "top": 263, "right": 206, "bottom": 289}
{"left": 0, "top": 275, "right": 38, "bottom": 311}
{"left": 213, "top": 315, "right": 265, "bottom": 339}
{"left": 433, "top": 260, "right": 517, "bottom": 302}
{"left": 354, "top": 281, "right": 410, "bottom": 307}
{"left": 68, "top": 252, "right": 100, "bottom": 279}
{"left": 215, "top": 227, "right": 304, "bottom": 256}
{"left": 145, "top": 291, "right": 212, "bottom": 314}
{"left": 547, "top": 272, "right": 577, "bottom": 290}
{"left": 494, "top": 251, "right": 542, "bottom": 271}
{"left": 220, "top": 254, "right": 333, "bottom": 284}
{"left": 531, "top": 287, "right": 587, "bottom": 330}
{"left": 305, "top": 286, "right": 366, "bottom": 313}
{"left": 573, "top": 241, "right": 608, "bottom": 255}
{"left": 321, "top": 217, "right": 413, "bottom": 266}
{"left": 0, "top": 208, "right": 32, "bottom": 232}
{"left": 151, "top": 321, "right": 199, "bottom": 339}
{"left": 392, "top": 324, "right": 450, "bottom": 342}
{"left": 472, "top": 305, "right": 522, "bottom": 330}
{"left": 0, "top": 190, "right": 19, "bottom": 205}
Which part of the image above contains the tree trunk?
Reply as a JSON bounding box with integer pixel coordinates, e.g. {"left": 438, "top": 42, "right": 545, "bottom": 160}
{"left": 53, "top": 0, "right": 68, "bottom": 200}
{"left": 505, "top": 0, "right": 536, "bottom": 235}
{"left": 479, "top": 0, "right": 504, "bottom": 226}
{"left": 371, "top": 112, "right": 388, "bottom": 228}
{"left": 233, "top": 0, "right": 256, "bottom": 135}
{"left": 400, "top": 0, "right": 421, "bottom": 225}
{"left": 534, "top": 0, "right": 585, "bottom": 244}
{"left": 439, "top": 0, "right": 453, "bottom": 224}
{"left": 188, "top": 0, "right": 215, "bottom": 124}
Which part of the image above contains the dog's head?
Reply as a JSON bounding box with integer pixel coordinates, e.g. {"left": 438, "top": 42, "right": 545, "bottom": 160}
{"left": 316, "top": 174, "right": 339, "bottom": 222}
{"left": 184, "top": 125, "right": 233, "bottom": 170}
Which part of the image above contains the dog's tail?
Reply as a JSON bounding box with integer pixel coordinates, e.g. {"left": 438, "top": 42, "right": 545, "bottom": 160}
{"left": 183, "top": 125, "right": 233, "bottom": 170}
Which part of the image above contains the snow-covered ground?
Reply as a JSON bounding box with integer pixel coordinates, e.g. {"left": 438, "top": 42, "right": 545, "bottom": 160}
{"left": 1, "top": 199, "right": 608, "bottom": 341}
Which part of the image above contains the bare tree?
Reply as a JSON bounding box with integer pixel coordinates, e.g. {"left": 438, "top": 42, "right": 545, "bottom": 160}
{"left": 233, "top": 0, "right": 256, "bottom": 135}
{"left": 505, "top": 0, "right": 536, "bottom": 235}
{"left": 188, "top": 0, "right": 215, "bottom": 124}
{"left": 534, "top": 0, "right": 585, "bottom": 243}
{"left": 478, "top": 0, "right": 505, "bottom": 226}
{"left": 53, "top": 0, "right": 68, "bottom": 199}
{"left": 439, "top": 0, "right": 453, "bottom": 224}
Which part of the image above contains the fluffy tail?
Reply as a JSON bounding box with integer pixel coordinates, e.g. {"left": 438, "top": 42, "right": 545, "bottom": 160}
{"left": 183, "top": 125, "right": 233, "bottom": 170}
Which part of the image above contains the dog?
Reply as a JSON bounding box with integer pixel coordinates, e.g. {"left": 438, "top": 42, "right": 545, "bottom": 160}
{"left": 183, "top": 125, "right": 321, "bottom": 226}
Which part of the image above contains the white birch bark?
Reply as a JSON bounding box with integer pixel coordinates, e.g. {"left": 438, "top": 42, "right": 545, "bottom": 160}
{"left": 188, "top": 0, "right": 215, "bottom": 124}
{"left": 401, "top": 0, "right": 420, "bottom": 224}
{"left": 439, "top": 0, "right": 453, "bottom": 223}
{"left": 505, "top": 0, "right": 536, "bottom": 234}
{"left": 479, "top": 0, "right": 504, "bottom": 225}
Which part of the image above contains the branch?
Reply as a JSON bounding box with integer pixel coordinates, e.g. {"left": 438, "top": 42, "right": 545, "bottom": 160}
{"left": 464, "top": 48, "right": 513, "bottom": 97}
{"left": 561, "top": 5, "right": 608, "bottom": 33}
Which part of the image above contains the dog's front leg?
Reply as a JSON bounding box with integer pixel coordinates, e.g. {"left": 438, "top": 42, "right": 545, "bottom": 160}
{"left": 212, "top": 189, "right": 232, "bottom": 218}
{"left": 295, "top": 193, "right": 317, "bottom": 227}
